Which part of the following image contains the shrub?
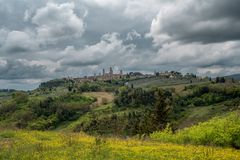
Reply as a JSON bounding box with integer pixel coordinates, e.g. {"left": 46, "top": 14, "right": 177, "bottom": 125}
{"left": 14, "top": 110, "right": 35, "bottom": 128}
{"left": 0, "top": 101, "right": 17, "bottom": 117}
{"left": 28, "top": 115, "right": 59, "bottom": 130}
{"left": 101, "top": 98, "right": 108, "bottom": 105}
{"left": 192, "top": 97, "right": 206, "bottom": 106}
{"left": 12, "top": 92, "right": 29, "bottom": 104}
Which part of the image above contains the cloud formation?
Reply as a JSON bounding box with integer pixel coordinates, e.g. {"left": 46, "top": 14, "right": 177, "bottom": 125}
{"left": 3, "top": 31, "right": 38, "bottom": 53}
{"left": 0, "top": 59, "right": 48, "bottom": 80}
{"left": 32, "top": 2, "right": 85, "bottom": 43}
{"left": 60, "top": 32, "right": 136, "bottom": 68}
{"left": 148, "top": 0, "right": 240, "bottom": 45}
{"left": 0, "top": 0, "right": 240, "bottom": 89}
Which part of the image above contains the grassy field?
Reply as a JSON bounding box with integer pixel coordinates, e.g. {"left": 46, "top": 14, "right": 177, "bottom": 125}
{"left": 127, "top": 77, "right": 209, "bottom": 89}
{"left": 151, "top": 111, "right": 240, "bottom": 148}
{"left": 175, "top": 104, "right": 233, "bottom": 129}
{"left": 0, "top": 130, "right": 240, "bottom": 160}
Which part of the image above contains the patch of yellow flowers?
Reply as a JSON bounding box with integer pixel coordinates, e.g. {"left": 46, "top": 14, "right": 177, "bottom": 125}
{"left": 0, "top": 130, "right": 240, "bottom": 160}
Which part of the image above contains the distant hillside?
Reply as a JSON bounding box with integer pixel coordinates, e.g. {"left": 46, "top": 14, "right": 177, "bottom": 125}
{"left": 225, "top": 74, "right": 240, "bottom": 80}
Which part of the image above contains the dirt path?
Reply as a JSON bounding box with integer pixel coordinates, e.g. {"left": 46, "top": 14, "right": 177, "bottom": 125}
{"left": 83, "top": 92, "right": 114, "bottom": 107}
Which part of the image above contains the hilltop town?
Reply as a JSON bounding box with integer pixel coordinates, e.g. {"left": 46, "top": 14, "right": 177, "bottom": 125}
{"left": 66, "top": 67, "right": 198, "bottom": 83}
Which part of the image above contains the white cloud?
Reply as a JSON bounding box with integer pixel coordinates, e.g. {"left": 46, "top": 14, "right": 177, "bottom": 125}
{"left": 32, "top": 2, "right": 85, "bottom": 43}
{"left": 126, "top": 30, "right": 141, "bottom": 41}
{"left": 156, "top": 41, "right": 240, "bottom": 65}
{"left": 123, "top": 0, "right": 166, "bottom": 19}
{"left": 150, "top": 40, "right": 240, "bottom": 76}
{"left": 60, "top": 32, "right": 136, "bottom": 68}
{"left": 82, "top": 0, "right": 124, "bottom": 8}
{"left": 3, "top": 30, "right": 38, "bottom": 53}
{"left": 83, "top": 0, "right": 166, "bottom": 19}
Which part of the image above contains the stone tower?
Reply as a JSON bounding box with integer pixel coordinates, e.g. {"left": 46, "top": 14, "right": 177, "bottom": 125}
{"left": 120, "top": 69, "right": 123, "bottom": 75}
{"left": 103, "top": 69, "right": 105, "bottom": 76}
{"left": 110, "top": 67, "right": 113, "bottom": 76}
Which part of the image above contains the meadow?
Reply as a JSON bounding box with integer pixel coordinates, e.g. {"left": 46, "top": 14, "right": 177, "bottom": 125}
{"left": 0, "top": 130, "right": 240, "bottom": 160}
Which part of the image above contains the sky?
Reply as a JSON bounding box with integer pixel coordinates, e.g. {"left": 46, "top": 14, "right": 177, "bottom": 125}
{"left": 0, "top": 0, "right": 240, "bottom": 90}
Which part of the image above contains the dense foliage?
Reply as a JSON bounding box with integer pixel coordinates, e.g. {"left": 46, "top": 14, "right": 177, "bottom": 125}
{"left": 0, "top": 92, "right": 96, "bottom": 130}
{"left": 179, "top": 84, "right": 240, "bottom": 107}
{"left": 74, "top": 87, "right": 172, "bottom": 136}
{"left": 39, "top": 79, "right": 68, "bottom": 88}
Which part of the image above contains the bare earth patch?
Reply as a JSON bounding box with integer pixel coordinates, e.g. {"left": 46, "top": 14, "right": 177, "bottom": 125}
{"left": 83, "top": 92, "right": 114, "bottom": 106}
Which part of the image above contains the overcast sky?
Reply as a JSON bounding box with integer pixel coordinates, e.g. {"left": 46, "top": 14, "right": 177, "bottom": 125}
{"left": 0, "top": 0, "right": 240, "bottom": 90}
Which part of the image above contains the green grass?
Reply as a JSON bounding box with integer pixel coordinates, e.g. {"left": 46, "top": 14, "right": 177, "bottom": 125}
{"left": 151, "top": 111, "right": 240, "bottom": 148}
{"left": 174, "top": 104, "right": 232, "bottom": 129}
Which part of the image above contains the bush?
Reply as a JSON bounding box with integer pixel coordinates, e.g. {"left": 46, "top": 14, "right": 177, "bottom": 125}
{"left": 30, "top": 97, "right": 55, "bottom": 117}
{"left": 12, "top": 92, "right": 29, "bottom": 104}
{"left": 101, "top": 98, "right": 108, "bottom": 105}
{"left": 192, "top": 97, "right": 205, "bottom": 106}
{"left": 0, "top": 101, "right": 17, "bottom": 117}
{"left": 14, "top": 110, "right": 35, "bottom": 128}
{"left": 28, "top": 115, "right": 59, "bottom": 130}
{"left": 78, "top": 82, "right": 101, "bottom": 92}
{"left": 114, "top": 87, "right": 159, "bottom": 108}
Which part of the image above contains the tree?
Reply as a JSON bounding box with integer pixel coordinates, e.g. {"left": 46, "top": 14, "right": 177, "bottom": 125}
{"left": 68, "top": 85, "right": 73, "bottom": 92}
{"left": 220, "top": 77, "right": 225, "bottom": 83}
{"left": 216, "top": 77, "right": 225, "bottom": 83}
{"left": 153, "top": 89, "right": 172, "bottom": 130}
{"left": 12, "top": 92, "right": 29, "bottom": 104}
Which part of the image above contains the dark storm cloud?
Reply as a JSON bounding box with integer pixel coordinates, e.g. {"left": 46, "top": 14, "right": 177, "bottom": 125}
{"left": 62, "top": 59, "right": 102, "bottom": 67}
{"left": 0, "top": 59, "right": 48, "bottom": 80}
{"left": 6, "top": 46, "right": 29, "bottom": 54}
{"left": 149, "top": 0, "right": 240, "bottom": 45}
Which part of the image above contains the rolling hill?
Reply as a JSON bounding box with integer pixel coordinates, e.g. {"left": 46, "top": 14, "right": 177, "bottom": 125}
{"left": 225, "top": 74, "right": 240, "bottom": 80}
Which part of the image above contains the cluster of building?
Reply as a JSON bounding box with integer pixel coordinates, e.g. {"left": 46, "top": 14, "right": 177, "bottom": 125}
{"left": 74, "top": 67, "right": 124, "bottom": 83}
{"left": 155, "top": 71, "right": 197, "bottom": 79}
{"left": 98, "top": 67, "right": 123, "bottom": 80}
{"left": 68, "top": 67, "right": 198, "bottom": 83}
{"left": 155, "top": 71, "right": 182, "bottom": 78}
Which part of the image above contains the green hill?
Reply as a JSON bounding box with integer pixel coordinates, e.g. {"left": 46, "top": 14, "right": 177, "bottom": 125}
{"left": 0, "top": 77, "right": 240, "bottom": 159}
{"left": 225, "top": 74, "right": 240, "bottom": 80}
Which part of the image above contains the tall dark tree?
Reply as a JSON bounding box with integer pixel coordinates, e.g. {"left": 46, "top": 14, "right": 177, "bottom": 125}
{"left": 153, "top": 89, "right": 172, "bottom": 130}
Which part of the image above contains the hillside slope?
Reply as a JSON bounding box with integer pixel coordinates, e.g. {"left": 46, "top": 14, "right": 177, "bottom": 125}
{"left": 225, "top": 74, "right": 240, "bottom": 80}
{"left": 151, "top": 111, "right": 240, "bottom": 148}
